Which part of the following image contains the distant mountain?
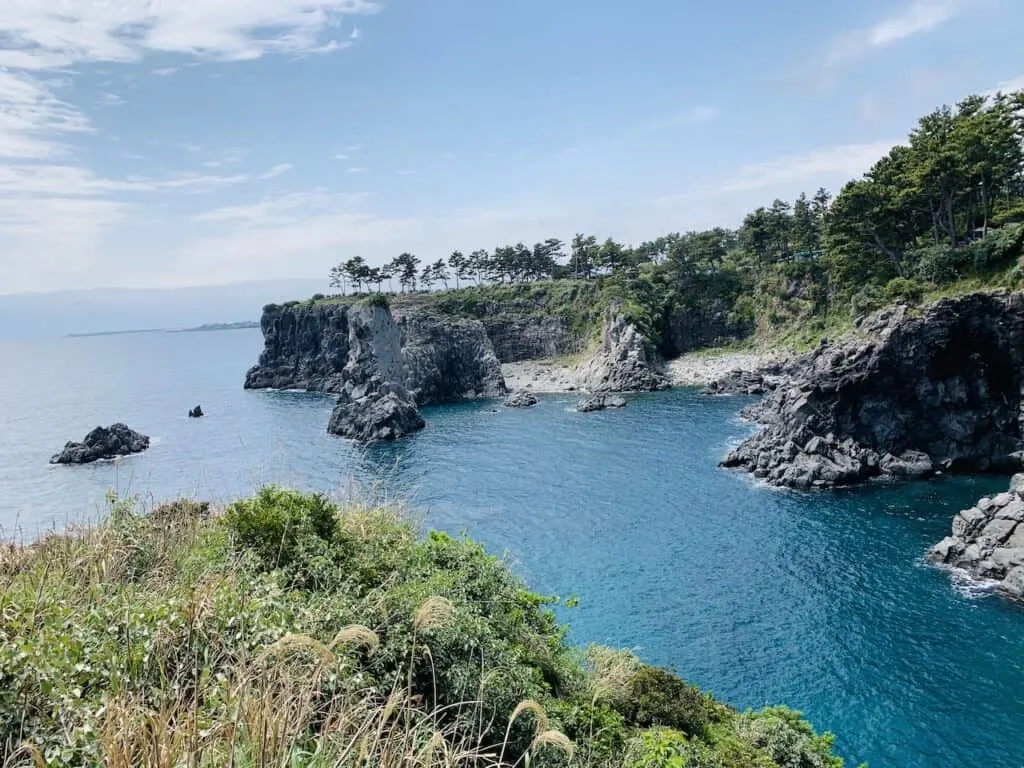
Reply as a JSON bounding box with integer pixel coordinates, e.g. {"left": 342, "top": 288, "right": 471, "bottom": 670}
{"left": 0, "top": 280, "right": 325, "bottom": 340}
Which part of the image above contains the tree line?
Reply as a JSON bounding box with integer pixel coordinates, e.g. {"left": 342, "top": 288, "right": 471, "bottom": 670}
{"left": 329, "top": 89, "right": 1024, "bottom": 304}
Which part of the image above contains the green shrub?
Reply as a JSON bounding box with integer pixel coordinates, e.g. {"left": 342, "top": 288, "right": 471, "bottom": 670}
{"left": 738, "top": 707, "right": 845, "bottom": 768}
{"left": 849, "top": 283, "right": 883, "bottom": 316}
{"left": 912, "top": 243, "right": 967, "bottom": 283}
{"left": 362, "top": 291, "right": 391, "bottom": 309}
{"left": 222, "top": 485, "right": 337, "bottom": 573}
{"left": 622, "top": 665, "right": 719, "bottom": 736}
{"left": 882, "top": 277, "right": 923, "bottom": 305}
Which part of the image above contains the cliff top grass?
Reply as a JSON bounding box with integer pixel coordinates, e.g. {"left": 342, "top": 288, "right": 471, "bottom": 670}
{"left": 0, "top": 488, "right": 852, "bottom": 768}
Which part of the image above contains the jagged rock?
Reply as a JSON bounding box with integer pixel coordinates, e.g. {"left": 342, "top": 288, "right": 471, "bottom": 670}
{"left": 505, "top": 391, "right": 539, "bottom": 408}
{"left": 575, "top": 302, "right": 672, "bottom": 393}
{"left": 246, "top": 301, "right": 507, "bottom": 442}
{"left": 577, "top": 394, "right": 627, "bottom": 413}
{"left": 188, "top": 405, "right": 203, "bottom": 418}
{"left": 50, "top": 424, "right": 150, "bottom": 465}
{"left": 723, "top": 292, "right": 1024, "bottom": 488}
{"left": 704, "top": 370, "right": 768, "bottom": 395}
{"left": 328, "top": 381, "right": 425, "bottom": 441}
{"left": 928, "top": 473, "right": 1024, "bottom": 601}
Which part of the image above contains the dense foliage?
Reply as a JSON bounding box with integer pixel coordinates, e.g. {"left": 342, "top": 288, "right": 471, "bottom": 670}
{"left": 0, "top": 489, "right": 853, "bottom": 767}
{"left": 324, "top": 89, "right": 1024, "bottom": 352}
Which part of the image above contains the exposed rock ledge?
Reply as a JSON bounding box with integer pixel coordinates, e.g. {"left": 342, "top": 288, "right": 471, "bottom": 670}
{"left": 721, "top": 291, "right": 1024, "bottom": 489}
{"left": 928, "top": 475, "right": 1024, "bottom": 600}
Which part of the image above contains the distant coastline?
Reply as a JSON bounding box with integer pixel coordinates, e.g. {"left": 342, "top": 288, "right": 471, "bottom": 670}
{"left": 68, "top": 320, "right": 258, "bottom": 338}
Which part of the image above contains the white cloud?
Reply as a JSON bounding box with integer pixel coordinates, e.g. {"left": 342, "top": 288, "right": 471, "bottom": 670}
{"left": 829, "top": 1, "right": 962, "bottom": 64}
{"left": 259, "top": 163, "right": 294, "bottom": 180}
{"left": 986, "top": 74, "right": 1024, "bottom": 98}
{"left": 663, "top": 141, "right": 896, "bottom": 201}
{"left": 0, "top": 71, "right": 90, "bottom": 159}
{"left": 152, "top": 67, "right": 180, "bottom": 77}
{"left": 0, "top": 1, "right": 381, "bottom": 70}
{"left": 100, "top": 93, "right": 126, "bottom": 106}
{"left": 345, "top": 167, "right": 366, "bottom": 173}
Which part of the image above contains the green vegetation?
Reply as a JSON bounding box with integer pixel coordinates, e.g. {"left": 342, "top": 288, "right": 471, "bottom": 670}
{"left": 0, "top": 489, "right": 853, "bottom": 767}
{"left": 318, "top": 88, "right": 1024, "bottom": 356}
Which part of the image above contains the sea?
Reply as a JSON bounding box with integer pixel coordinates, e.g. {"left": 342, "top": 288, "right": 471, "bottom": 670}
{"left": 1, "top": 327, "right": 1022, "bottom": 768}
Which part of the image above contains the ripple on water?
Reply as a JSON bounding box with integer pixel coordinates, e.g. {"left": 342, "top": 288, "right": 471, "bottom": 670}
{"left": 1, "top": 331, "right": 1023, "bottom": 768}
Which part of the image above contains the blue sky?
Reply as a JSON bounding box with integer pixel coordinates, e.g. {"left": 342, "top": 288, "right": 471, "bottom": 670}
{"left": 1, "top": 0, "right": 1022, "bottom": 294}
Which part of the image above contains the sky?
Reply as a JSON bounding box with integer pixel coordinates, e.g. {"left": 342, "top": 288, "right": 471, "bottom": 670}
{"left": 0, "top": 0, "right": 1022, "bottom": 295}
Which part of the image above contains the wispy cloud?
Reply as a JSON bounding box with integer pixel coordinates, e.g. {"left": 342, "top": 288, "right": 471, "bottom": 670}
{"left": 829, "top": 1, "right": 963, "bottom": 64}
{"left": 345, "top": 167, "right": 366, "bottom": 174}
{"left": 986, "top": 74, "right": 1024, "bottom": 98}
{"left": 662, "top": 141, "right": 896, "bottom": 201}
{"left": 152, "top": 67, "right": 179, "bottom": 77}
{"left": 259, "top": 163, "right": 293, "bottom": 180}
{"left": 99, "top": 93, "right": 125, "bottom": 106}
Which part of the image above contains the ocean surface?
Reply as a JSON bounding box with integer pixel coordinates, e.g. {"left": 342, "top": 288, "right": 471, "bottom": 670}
{"left": 2, "top": 328, "right": 1023, "bottom": 768}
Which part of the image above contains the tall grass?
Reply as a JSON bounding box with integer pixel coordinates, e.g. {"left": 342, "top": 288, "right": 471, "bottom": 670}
{"left": 0, "top": 489, "right": 851, "bottom": 768}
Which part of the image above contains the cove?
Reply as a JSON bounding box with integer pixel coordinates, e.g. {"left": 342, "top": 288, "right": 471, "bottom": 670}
{"left": 2, "top": 329, "right": 1023, "bottom": 767}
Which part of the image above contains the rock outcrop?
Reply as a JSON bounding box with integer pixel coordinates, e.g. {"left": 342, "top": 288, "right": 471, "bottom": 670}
{"left": 723, "top": 292, "right": 1024, "bottom": 489}
{"left": 245, "top": 301, "right": 506, "bottom": 441}
{"left": 577, "top": 394, "right": 627, "bottom": 412}
{"left": 928, "top": 474, "right": 1024, "bottom": 600}
{"left": 575, "top": 302, "right": 672, "bottom": 393}
{"left": 51, "top": 424, "right": 150, "bottom": 465}
{"left": 188, "top": 405, "right": 203, "bottom": 418}
{"left": 505, "top": 391, "right": 539, "bottom": 408}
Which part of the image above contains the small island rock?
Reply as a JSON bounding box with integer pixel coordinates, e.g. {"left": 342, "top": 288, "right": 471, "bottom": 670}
{"left": 50, "top": 424, "right": 150, "bottom": 465}
{"left": 188, "top": 405, "right": 203, "bottom": 418}
{"left": 577, "top": 394, "right": 627, "bottom": 413}
{"left": 505, "top": 391, "right": 539, "bottom": 408}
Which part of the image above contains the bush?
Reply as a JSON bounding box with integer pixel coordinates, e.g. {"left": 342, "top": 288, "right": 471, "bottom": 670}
{"left": 739, "top": 707, "right": 845, "bottom": 768}
{"left": 882, "top": 277, "right": 923, "bottom": 305}
{"left": 311, "top": 292, "right": 326, "bottom": 301}
{"left": 912, "top": 243, "right": 967, "bottom": 283}
{"left": 362, "top": 291, "right": 391, "bottom": 309}
{"left": 222, "top": 485, "right": 337, "bottom": 573}
{"left": 621, "top": 665, "right": 719, "bottom": 736}
{"left": 849, "top": 283, "right": 883, "bottom": 317}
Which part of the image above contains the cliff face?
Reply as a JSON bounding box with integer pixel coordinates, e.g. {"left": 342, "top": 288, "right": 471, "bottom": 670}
{"left": 245, "top": 302, "right": 505, "bottom": 404}
{"left": 664, "top": 301, "right": 753, "bottom": 357}
{"left": 722, "top": 291, "right": 1024, "bottom": 488}
{"left": 245, "top": 301, "right": 505, "bottom": 440}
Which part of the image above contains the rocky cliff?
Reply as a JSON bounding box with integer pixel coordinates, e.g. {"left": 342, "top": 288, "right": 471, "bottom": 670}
{"left": 928, "top": 475, "right": 1024, "bottom": 600}
{"left": 245, "top": 301, "right": 505, "bottom": 440}
{"left": 575, "top": 302, "right": 672, "bottom": 393}
{"left": 722, "top": 291, "right": 1024, "bottom": 489}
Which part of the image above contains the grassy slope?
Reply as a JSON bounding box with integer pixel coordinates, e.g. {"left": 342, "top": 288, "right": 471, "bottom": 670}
{"left": 0, "top": 489, "right": 851, "bottom": 767}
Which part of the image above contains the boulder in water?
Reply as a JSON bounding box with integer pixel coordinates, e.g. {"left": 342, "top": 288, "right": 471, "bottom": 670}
{"left": 505, "top": 391, "right": 539, "bottom": 408}
{"left": 50, "top": 424, "right": 150, "bottom": 465}
{"left": 328, "top": 381, "right": 425, "bottom": 442}
{"left": 577, "top": 394, "right": 627, "bottom": 413}
{"left": 188, "top": 405, "right": 203, "bottom": 418}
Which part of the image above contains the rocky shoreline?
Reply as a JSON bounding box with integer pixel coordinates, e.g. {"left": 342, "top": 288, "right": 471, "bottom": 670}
{"left": 718, "top": 293, "right": 1024, "bottom": 490}
{"left": 245, "top": 298, "right": 668, "bottom": 441}
{"left": 928, "top": 475, "right": 1024, "bottom": 600}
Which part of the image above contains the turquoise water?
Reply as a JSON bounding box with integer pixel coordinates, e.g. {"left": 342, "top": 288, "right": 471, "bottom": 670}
{"left": 1, "top": 328, "right": 1023, "bottom": 768}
